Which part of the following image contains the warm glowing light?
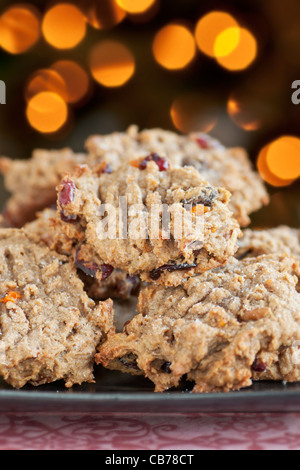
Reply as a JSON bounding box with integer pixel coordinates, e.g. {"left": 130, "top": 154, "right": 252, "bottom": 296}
{"left": 51, "top": 61, "right": 90, "bottom": 104}
{"left": 26, "top": 92, "right": 68, "bottom": 133}
{"left": 257, "top": 145, "right": 295, "bottom": 187}
{"left": 195, "top": 12, "right": 238, "bottom": 58}
{"left": 227, "top": 98, "right": 261, "bottom": 131}
{"left": 25, "top": 69, "right": 68, "bottom": 102}
{"left": 81, "top": 0, "right": 126, "bottom": 29}
{"left": 216, "top": 28, "right": 257, "bottom": 71}
{"left": 116, "top": 0, "right": 155, "bottom": 14}
{"left": 171, "top": 93, "right": 218, "bottom": 134}
{"left": 0, "top": 5, "right": 41, "bottom": 54}
{"left": 42, "top": 4, "right": 86, "bottom": 49}
{"left": 89, "top": 40, "right": 135, "bottom": 87}
{"left": 153, "top": 24, "right": 196, "bottom": 70}
{"left": 214, "top": 27, "right": 240, "bottom": 58}
{"left": 266, "top": 137, "right": 300, "bottom": 180}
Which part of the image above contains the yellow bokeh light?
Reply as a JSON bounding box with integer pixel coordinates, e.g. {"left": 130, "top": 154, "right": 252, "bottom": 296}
{"left": 257, "top": 145, "right": 295, "bottom": 187}
{"left": 116, "top": 0, "right": 155, "bottom": 14}
{"left": 216, "top": 27, "right": 257, "bottom": 71}
{"left": 26, "top": 92, "right": 68, "bottom": 134}
{"left": 195, "top": 11, "right": 238, "bottom": 58}
{"left": 214, "top": 27, "right": 241, "bottom": 58}
{"left": 51, "top": 61, "right": 90, "bottom": 104}
{"left": 171, "top": 93, "right": 217, "bottom": 134}
{"left": 266, "top": 136, "right": 300, "bottom": 181}
{"left": 153, "top": 24, "right": 196, "bottom": 70}
{"left": 0, "top": 4, "right": 41, "bottom": 54}
{"left": 42, "top": 4, "right": 86, "bottom": 50}
{"left": 25, "top": 69, "right": 68, "bottom": 102}
{"left": 89, "top": 40, "right": 135, "bottom": 87}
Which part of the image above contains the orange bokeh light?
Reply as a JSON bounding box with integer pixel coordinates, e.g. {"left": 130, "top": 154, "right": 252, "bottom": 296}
{"left": 51, "top": 61, "right": 90, "bottom": 104}
{"left": 89, "top": 40, "right": 135, "bottom": 87}
{"left": 266, "top": 136, "right": 300, "bottom": 181}
{"left": 42, "top": 4, "right": 86, "bottom": 50}
{"left": 25, "top": 69, "right": 68, "bottom": 102}
{"left": 116, "top": 0, "right": 155, "bottom": 14}
{"left": 171, "top": 93, "right": 218, "bottom": 134}
{"left": 257, "top": 144, "right": 296, "bottom": 187}
{"left": 153, "top": 24, "right": 196, "bottom": 70}
{"left": 227, "top": 98, "right": 261, "bottom": 131}
{"left": 195, "top": 11, "right": 238, "bottom": 58}
{"left": 26, "top": 92, "right": 68, "bottom": 134}
{"left": 0, "top": 4, "right": 41, "bottom": 54}
{"left": 81, "top": 0, "right": 126, "bottom": 29}
{"left": 216, "top": 27, "right": 257, "bottom": 71}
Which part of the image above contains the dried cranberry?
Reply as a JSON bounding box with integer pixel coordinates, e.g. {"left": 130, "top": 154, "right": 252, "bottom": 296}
{"left": 150, "top": 263, "right": 197, "bottom": 281}
{"left": 140, "top": 153, "right": 169, "bottom": 172}
{"left": 101, "top": 264, "right": 114, "bottom": 281}
{"left": 59, "top": 179, "right": 76, "bottom": 207}
{"left": 60, "top": 211, "right": 79, "bottom": 224}
{"left": 161, "top": 362, "right": 172, "bottom": 374}
{"left": 196, "top": 136, "right": 210, "bottom": 149}
{"left": 251, "top": 359, "right": 267, "bottom": 373}
{"left": 75, "top": 248, "right": 114, "bottom": 280}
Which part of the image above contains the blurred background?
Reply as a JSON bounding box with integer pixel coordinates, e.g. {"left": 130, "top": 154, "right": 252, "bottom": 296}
{"left": 0, "top": 0, "right": 299, "bottom": 226}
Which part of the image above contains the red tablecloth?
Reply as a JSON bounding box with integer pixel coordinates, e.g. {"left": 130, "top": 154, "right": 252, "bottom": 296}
{"left": 0, "top": 413, "right": 299, "bottom": 450}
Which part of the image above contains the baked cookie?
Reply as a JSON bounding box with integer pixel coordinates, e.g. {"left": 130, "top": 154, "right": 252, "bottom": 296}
{"left": 0, "top": 229, "right": 114, "bottom": 388}
{"left": 86, "top": 126, "right": 269, "bottom": 226}
{"left": 25, "top": 209, "right": 140, "bottom": 300}
{"left": 237, "top": 226, "right": 300, "bottom": 290}
{"left": 57, "top": 161, "right": 241, "bottom": 287}
{"left": 0, "top": 148, "right": 85, "bottom": 227}
{"left": 96, "top": 255, "right": 300, "bottom": 393}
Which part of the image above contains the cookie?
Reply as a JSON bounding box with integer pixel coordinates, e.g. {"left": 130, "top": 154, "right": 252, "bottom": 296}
{"left": 237, "top": 226, "right": 300, "bottom": 290}
{"left": 57, "top": 162, "right": 241, "bottom": 287}
{"left": 96, "top": 255, "right": 300, "bottom": 393}
{"left": 25, "top": 208, "right": 140, "bottom": 300}
{"left": 0, "top": 229, "right": 114, "bottom": 388}
{"left": 86, "top": 126, "right": 269, "bottom": 226}
{"left": 0, "top": 149, "right": 85, "bottom": 227}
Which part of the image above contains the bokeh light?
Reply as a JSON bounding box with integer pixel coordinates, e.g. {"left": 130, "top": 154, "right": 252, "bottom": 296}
{"left": 216, "top": 27, "right": 257, "bottom": 71}
{"left": 257, "top": 145, "right": 295, "bottom": 187}
{"left": 227, "top": 97, "right": 261, "bottom": 131}
{"left": 0, "top": 4, "right": 41, "bottom": 54}
{"left": 266, "top": 136, "right": 300, "bottom": 180}
{"left": 51, "top": 61, "right": 90, "bottom": 104}
{"left": 25, "top": 69, "right": 68, "bottom": 102}
{"left": 89, "top": 40, "right": 135, "bottom": 87}
{"left": 171, "top": 93, "right": 218, "bottom": 134}
{"left": 42, "top": 4, "right": 86, "bottom": 50}
{"left": 80, "top": 0, "right": 126, "bottom": 29}
{"left": 26, "top": 92, "right": 68, "bottom": 134}
{"left": 116, "top": 0, "right": 155, "bottom": 14}
{"left": 195, "top": 11, "right": 238, "bottom": 58}
{"left": 214, "top": 27, "right": 241, "bottom": 58}
{"left": 153, "top": 24, "right": 196, "bottom": 70}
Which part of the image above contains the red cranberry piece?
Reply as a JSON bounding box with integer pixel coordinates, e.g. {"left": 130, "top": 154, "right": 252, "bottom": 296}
{"left": 251, "top": 359, "right": 267, "bottom": 373}
{"left": 75, "top": 248, "right": 114, "bottom": 280}
{"left": 150, "top": 263, "right": 197, "bottom": 281}
{"left": 59, "top": 179, "right": 76, "bottom": 207}
{"left": 196, "top": 136, "right": 210, "bottom": 149}
{"left": 140, "top": 153, "right": 169, "bottom": 172}
{"left": 101, "top": 264, "right": 114, "bottom": 281}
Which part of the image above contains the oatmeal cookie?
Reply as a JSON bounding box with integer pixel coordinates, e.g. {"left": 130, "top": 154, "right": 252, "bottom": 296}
{"left": 57, "top": 161, "right": 241, "bottom": 287}
{"left": 0, "top": 148, "right": 85, "bottom": 227}
{"left": 96, "top": 255, "right": 300, "bottom": 393}
{"left": 86, "top": 126, "right": 269, "bottom": 226}
{"left": 0, "top": 229, "right": 114, "bottom": 388}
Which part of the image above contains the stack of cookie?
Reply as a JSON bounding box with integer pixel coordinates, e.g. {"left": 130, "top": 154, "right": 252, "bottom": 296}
{"left": 0, "top": 126, "right": 299, "bottom": 393}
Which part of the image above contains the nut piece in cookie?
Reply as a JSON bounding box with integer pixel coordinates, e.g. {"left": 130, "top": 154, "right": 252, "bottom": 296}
{"left": 96, "top": 255, "right": 300, "bottom": 393}
{"left": 57, "top": 162, "right": 241, "bottom": 287}
{"left": 0, "top": 149, "right": 86, "bottom": 227}
{"left": 86, "top": 126, "right": 269, "bottom": 226}
{"left": 0, "top": 229, "right": 114, "bottom": 389}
